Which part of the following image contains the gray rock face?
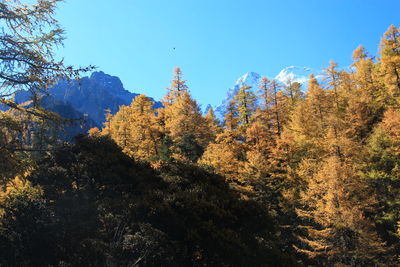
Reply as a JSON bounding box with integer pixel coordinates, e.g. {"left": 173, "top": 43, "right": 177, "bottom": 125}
{"left": 49, "top": 71, "right": 162, "bottom": 126}
{"left": 5, "top": 71, "right": 162, "bottom": 140}
{"left": 2, "top": 90, "right": 98, "bottom": 142}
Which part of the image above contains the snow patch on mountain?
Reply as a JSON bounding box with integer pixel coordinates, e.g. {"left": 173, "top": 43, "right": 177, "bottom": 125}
{"left": 215, "top": 72, "right": 261, "bottom": 119}
{"left": 214, "top": 66, "right": 323, "bottom": 120}
{"left": 235, "top": 72, "right": 262, "bottom": 89}
{"left": 275, "top": 66, "right": 322, "bottom": 85}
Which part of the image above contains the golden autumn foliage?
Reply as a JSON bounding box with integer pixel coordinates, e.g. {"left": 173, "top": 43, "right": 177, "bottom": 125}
{"left": 164, "top": 67, "right": 189, "bottom": 104}
{"left": 199, "top": 129, "right": 246, "bottom": 183}
{"left": 295, "top": 157, "right": 388, "bottom": 265}
{"left": 103, "top": 70, "right": 216, "bottom": 163}
{"left": 107, "top": 94, "right": 161, "bottom": 161}
{"left": 258, "top": 77, "right": 288, "bottom": 136}
{"left": 0, "top": 176, "right": 43, "bottom": 218}
{"left": 379, "top": 25, "right": 400, "bottom": 104}
{"left": 87, "top": 127, "right": 101, "bottom": 137}
{"left": 97, "top": 26, "right": 400, "bottom": 265}
{"left": 6, "top": 1, "right": 400, "bottom": 265}
{"left": 244, "top": 121, "right": 274, "bottom": 178}
{"left": 164, "top": 92, "right": 210, "bottom": 147}
{"left": 204, "top": 106, "right": 222, "bottom": 138}
{"left": 380, "top": 108, "right": 400, "bottom": 145}
{"left": 234, "top": 85, "right": 257, "bottom": 130}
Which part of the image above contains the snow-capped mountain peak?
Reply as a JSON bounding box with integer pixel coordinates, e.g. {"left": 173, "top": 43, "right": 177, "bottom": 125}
{"left": 214, "top": 66, "right": 322, "bottom": 120}
{"left": 235, "top": 72, "right": 261, "bottom": 88}
{"left": 214, "top": 72, "right": 262, "bottom": 119}
{"left": 275, "top": 66, "right": 320, "bottom": 85}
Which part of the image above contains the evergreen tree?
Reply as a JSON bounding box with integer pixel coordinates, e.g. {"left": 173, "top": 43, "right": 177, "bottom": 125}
{"left": 269, "top": 80, "right": 286, "bottom": 136}
{"left": 109, "top": 105, "right": 132, "bottom": 149}
{"left": 295, "top": 157, "right": 388, "bottom": 266}
{"left": 361, "top": 108, "right": 400, "bottom": 257}
{"left": 283, "top": 78, "right": 303, "bottom": 111}
{"left": 0, "top": 0, "right": 92, "bottom": 183}
{"left": 379, "top": 25, "right": 400, "bottom": 105}
{"left": 257, "top": 77, "right": 273, "bottom": 130}
{"left": 234, "top": 85, "right": 257, "bottom": 130}
{"left": 258, "top": 78, "right": 286, "bottom": 136}
{"left": 324, "top": 61, "right": 344, "bottom": 111}
{"left": 223, "top": 99, "right": 239, "bottom": 130}
{"left": 108, "top": 95, "right": 160, "bottom": 161}
{"left": 164, "top": 67, "right": 189, "bottom": 105}
{"left": 346, "top": 45, "right": 383, "bottom": 141}
{"left": 204, "top": 106, "right": 221, "bottom": 142}
{"left": 285, "top": 75, "right": 330, "bottom": 160}
{"left": 0, "top": 0, "right": 92, "bottom": 104}
{"left": 164, "top": 92, "right": 211, "bottom": 162}
{"left": 199, "top": 129, "right": 247, "bottom": 186}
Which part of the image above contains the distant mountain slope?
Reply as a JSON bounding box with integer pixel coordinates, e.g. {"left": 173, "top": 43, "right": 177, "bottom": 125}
{"left": 49, "top": 71, "right": 162, "bottom": 125}
{"left": 38, "top": 95, "right": 99, "bottom": 142}
{"left": 2, "top": 71, "right": 163, "bottom": 140}
{"left": 2, "top": 91, "right": 98, "bottom": 142}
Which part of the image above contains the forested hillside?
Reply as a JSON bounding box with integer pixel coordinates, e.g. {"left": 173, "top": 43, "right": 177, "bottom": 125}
{"left": 1, "top": 0, "right": 400, "bottom": 266}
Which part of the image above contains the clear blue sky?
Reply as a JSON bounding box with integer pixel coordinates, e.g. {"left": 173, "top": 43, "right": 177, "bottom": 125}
{"left": 55, "top": 0, "right": 400, "bottom": 107}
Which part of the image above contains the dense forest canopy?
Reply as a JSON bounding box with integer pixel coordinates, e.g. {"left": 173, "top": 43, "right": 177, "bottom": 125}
{"left": 1, "top": 0, "right": 400, "bottom": 266}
